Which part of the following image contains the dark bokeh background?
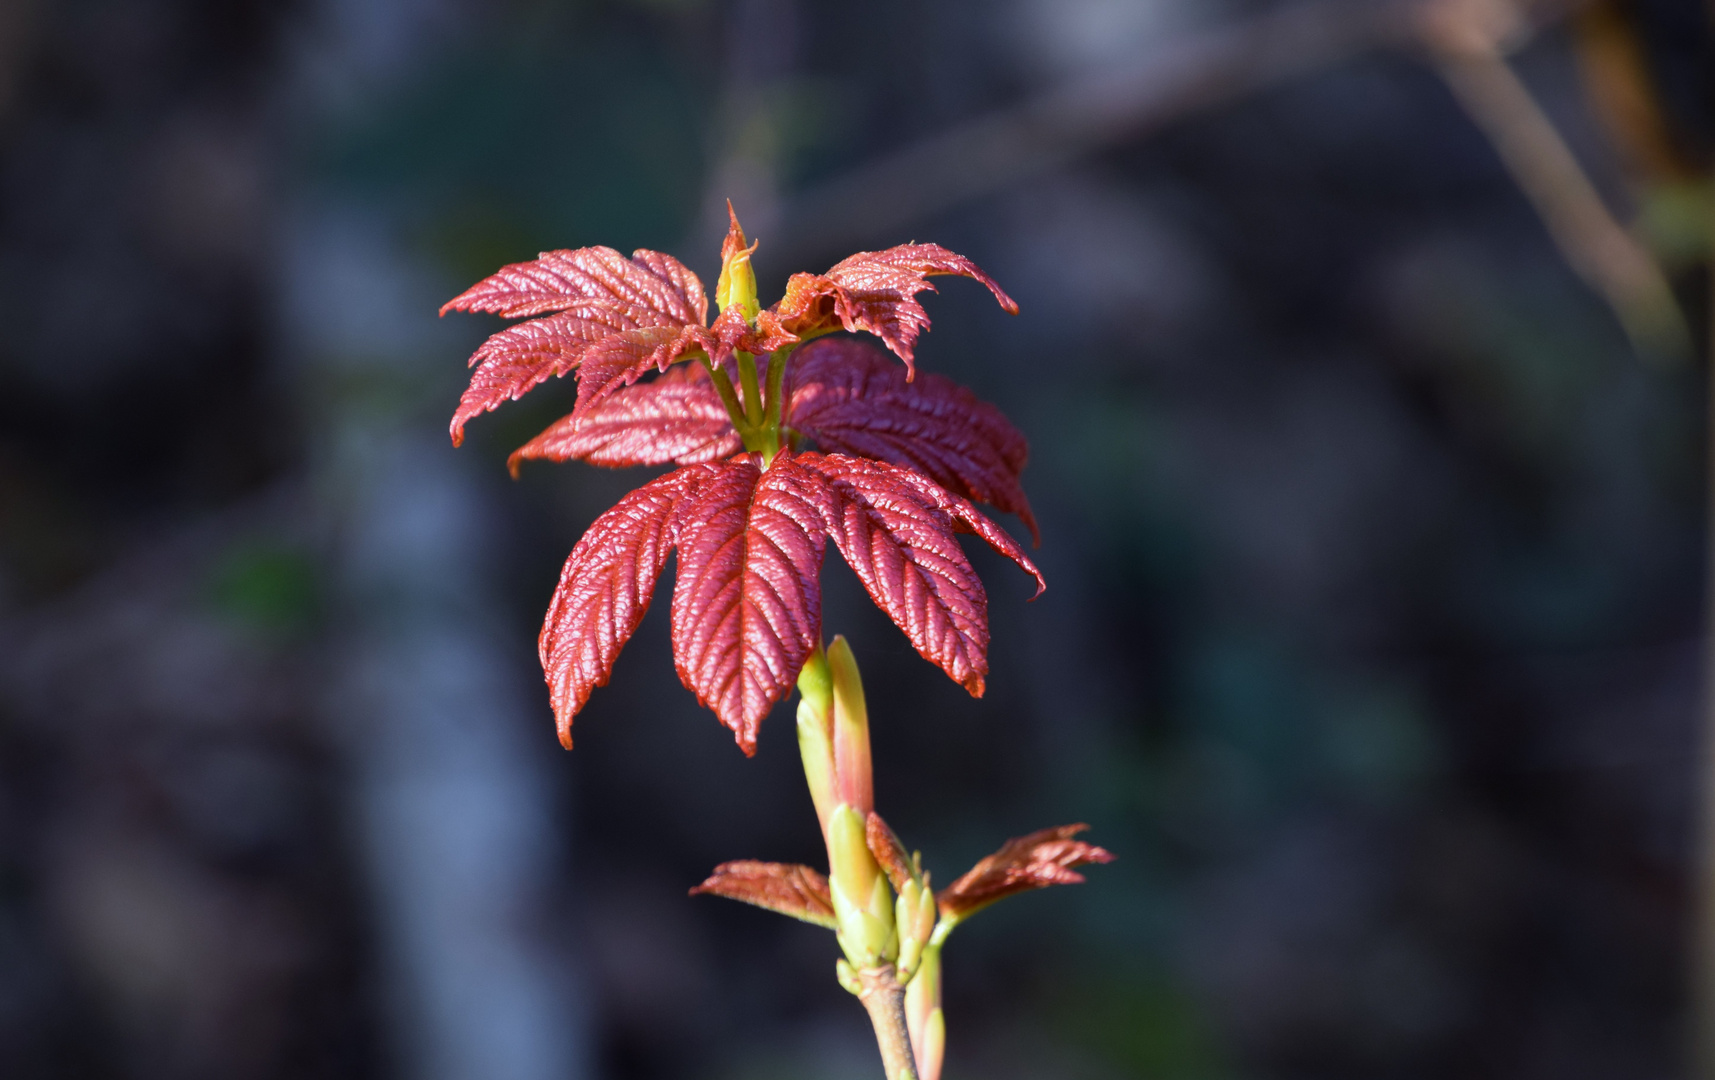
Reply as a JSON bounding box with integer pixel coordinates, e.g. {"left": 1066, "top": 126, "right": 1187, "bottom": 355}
{"left": 1, "top": 0, "right": 1712, "bottom": 1078}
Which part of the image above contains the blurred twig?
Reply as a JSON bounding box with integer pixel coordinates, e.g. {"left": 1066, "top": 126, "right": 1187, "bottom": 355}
{"left": 769, "top": 0, "right": 1430, "bottom": 268}
{"left": 1696, "top": 164, "right": 1715, "bottom": 1080}
{"left": 770, "top": 0, "right": 1689, "bottom": 367}
{"left": 1421, "top": 0, "right": 1692, "bottom": 360}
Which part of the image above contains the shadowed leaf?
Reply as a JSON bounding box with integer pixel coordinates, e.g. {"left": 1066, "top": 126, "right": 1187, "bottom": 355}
{"left": 690, "top": 860, "right": 837, "bottom": 929}
{"left": 509, "top": 366, "right": 741, "bottom": 474}
{"left": 787, "top": 340, "right": 1037, "bottom": 543}
{"left": 572, "top": 324, "right": 713, "bottom": 421}
{"left": 807, "top": 453, "right": 1043, "bottom": 696}
{"left": 539, "top": 463, "right": 720, "bottom": 749}
{"left": 938, "top": 824, "right": 1113, "bottom": 920}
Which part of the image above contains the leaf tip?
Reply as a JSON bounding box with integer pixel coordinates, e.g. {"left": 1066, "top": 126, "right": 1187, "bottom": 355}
{"left": 734, "top": 727, "right": 759, "bottom": 757}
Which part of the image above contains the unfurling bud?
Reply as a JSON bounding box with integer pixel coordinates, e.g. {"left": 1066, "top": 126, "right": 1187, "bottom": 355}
{"left": 715, "top": 201, "right": 760, "bottom": 322}
{"left": 827, "top": 636, "right": 873, "bottom": 815}
{"left": 894, "top": 876, "right": 939, "bottom": 981}
{"left": 864, "top": 811, "right": 936, "bottom": 981}
{"left": 796, "top": 646, "right": 836, "bottom": 838}
{"left": 828, "top": 804, "right": 896, "bottom": 968}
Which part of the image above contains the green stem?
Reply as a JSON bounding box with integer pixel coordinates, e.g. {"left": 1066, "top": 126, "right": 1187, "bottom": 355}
{"left": 764, "top": 346, "right": 792, "bottom": 431}
{"left": 736, "top": 350, "right": 785, "bottom": 464}
{"left": 737, "top": 351, "right": 764, "bottom": 426}
{"left": 702, "top": 355, "right": 748, "bottom": 436}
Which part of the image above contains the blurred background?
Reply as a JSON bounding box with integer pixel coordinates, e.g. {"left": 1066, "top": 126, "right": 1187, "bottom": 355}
{"left": 0, "top": 0, "right": 1711, "bottom": 1077}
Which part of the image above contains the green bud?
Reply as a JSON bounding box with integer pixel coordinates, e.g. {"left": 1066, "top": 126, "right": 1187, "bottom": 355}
{"left": 796, "top": 647, "right": 836, "bottom": 839}
{"left": 829, "top": 804, "right": 896, "bottom": 967}
{"left": 894, "top": 878, "right": 940, "bottom": 982}
{"left": 827, "top": 636, "right": 873, "bottom": 814}
{"left": 835, "top": 958, "right": 861, "bottom": 996}
{"left": 898, "top": 934, "right": 922, "bottom": 982}
{"left": 920, "top": 1008, "right": 946, "bottom": 1080}
{"left": 829, "top": 805, "right": 879, "bottom": 902}
{"left": 796, "top": 644, "right": 833, "bottom": 716}
{"left": 796, "top": 698, "right": 835, "bottom": 840}
{"left": 830, "top": 875, "right": 894, "bottom": 968}
{"left": 715, "top": 236, "right": 760, "bottom": 321}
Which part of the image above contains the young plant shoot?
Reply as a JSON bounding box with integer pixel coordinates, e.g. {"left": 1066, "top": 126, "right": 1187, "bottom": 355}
{"left": 443, "top": 204, "right": 1111, "bottom": 1080}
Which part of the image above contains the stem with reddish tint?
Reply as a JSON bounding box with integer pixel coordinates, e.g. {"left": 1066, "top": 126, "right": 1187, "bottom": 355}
{"left": 858, "top": 965, "right": 922, "bottom": 1080}
{"left": 797, "top": 638, "right": 917, "bottom": 1078}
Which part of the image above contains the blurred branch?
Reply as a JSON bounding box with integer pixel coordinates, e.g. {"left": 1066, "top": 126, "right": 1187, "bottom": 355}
{"left": 770, "top": 0, "right": 1430, "bottom": 267}
{"left": 1421, "top": 0, "right": 1692, "bottom": 360}
{"left": 771, "top": 0, "right": 1689, "bottom": 366}
{"left": 1696, "top": 157, "right": 1715, "bottom": 1080}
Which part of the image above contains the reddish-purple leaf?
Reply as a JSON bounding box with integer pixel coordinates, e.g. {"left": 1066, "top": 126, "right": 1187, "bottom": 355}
{"left": 443, "top": 248, "right": 708, "bottom": 445}
{"left": 513, "top": 341, "right": 1040, "bottom": 542}
{"left": 450, "top": 313, "right": 608, "bottom": 446}
{"left": 670, "top": 454, "right": 834, "bottom": 755}
{"left": 865, "top": 812, "right": 921, "bottom": 893}
{"left": 571, "top": 324, "right": 714, "bottom": 422}
{"left": 441, "top": 245, "right": 707, "bottom": 324}
{"left": 689, "top": 861, "right": 837, "bottom": 929}
{"left": 769, "top": 244, "right": 1018, "bottom": 376}
{"left": 937, "top": 824, "right": 1113, "bottom": 920}
{"left": 509, "top": 366, "right": 740, "bottom": 474}
{"left": 786, "top": 339, "right": 1038, "bottom": 543}
{"left": 539, "top": 448, "right": 1044, "bottom": 751}
{"left": 564, "top": 309, "right": 798, "bottom": 429}
{"left": 539, "top": 463, "right": 719, "bottom": 749}
{"left": 806, "top": 453, "right": 1043, "bottom": 697}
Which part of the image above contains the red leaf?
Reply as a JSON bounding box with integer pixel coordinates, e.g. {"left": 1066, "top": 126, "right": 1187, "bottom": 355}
{"left": 786, "top": 340, "right": 1038, "bottom": 544}
{"left": 937, "top": 824, "right": 1113, "bottom": 920}
{"left": 564, "top": 310, "right": 795, "bottom": 430}
{"left": 806, "top": 453, "right": 1043, "bottom": 697}
{"left": 449, "top": 313, "right": 607, "bottom": 446}
{"left": 537, "top": 449, "right": 1043, "bottom": 751}
{"left": 442, "top": 247, "right": 707, "bottom": 445}
{"left": 539, "top": 463, "right": 718, "bottom": 749}
{"left": 769, "top": 244, "right": 1017, "bottom": 376}
{"left": 670, "top": 454, "right": 833, "bottom": 755}
{"left": 441, "top": 245, "right": 707, "bottom": 324}
{"left": 689, "top": 861, "right": 837, "bottom": 929}
{"left": 571, "top": 324, "right": 713, "bottom": 422}
{"left": 509, "top": 366, "right": 739, "bottom": 474}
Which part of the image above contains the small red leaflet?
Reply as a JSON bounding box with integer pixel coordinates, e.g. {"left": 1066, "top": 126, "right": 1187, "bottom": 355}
{"left": 689, "top": 861, "right": 837, "bottom": 929}
{"left": 937, "top": 824, "right": 1115, "bottom": 920}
